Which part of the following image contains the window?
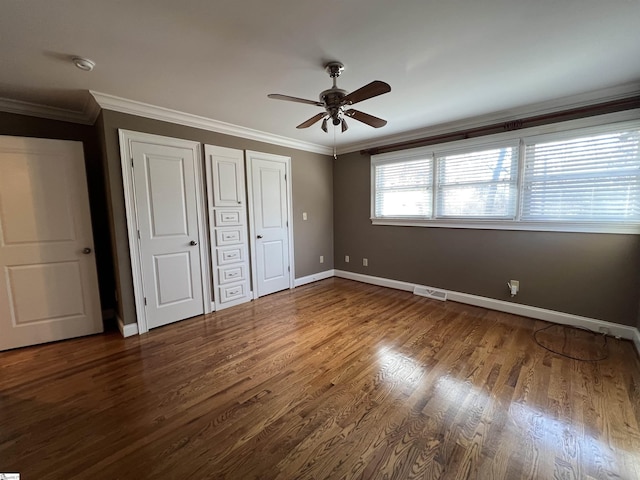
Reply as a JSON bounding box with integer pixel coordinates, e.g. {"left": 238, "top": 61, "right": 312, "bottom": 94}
{"left": 436, "top": 144, "right": 518, "bottom": 219}
{"left": 371, "top": 116, "right": 640, "bottom": 233}
{"left": 374, "top": 157, "right": 432, "bottom": 217}
{"left": 522, "top": 129, "right": 640, "bottom": 222}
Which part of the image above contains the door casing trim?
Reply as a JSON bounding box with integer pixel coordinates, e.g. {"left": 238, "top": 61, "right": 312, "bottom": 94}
{"left": 245, "top": 150, "right": 295, "bottom": 299}
{"left": 118, "top": 129, "right": 211, "bottom": 334}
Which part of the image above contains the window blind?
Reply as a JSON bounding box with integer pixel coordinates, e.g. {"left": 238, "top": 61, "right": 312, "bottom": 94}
{"left": 435, "top": 145, "right": 518, "bottom": 218}
{"left": 374, "top": 158, "right": 432, "bottom": 217}
{"left": 522, "top": 129, "right": 640, "bottom": 221}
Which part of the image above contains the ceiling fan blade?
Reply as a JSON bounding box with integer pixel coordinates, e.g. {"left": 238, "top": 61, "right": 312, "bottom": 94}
{"left": 345, "top": 109, "right": 387, "bottom": 128}
{"left": 296, "top": 112, "right": 327, "bottom": 129}
{"left": 268, "top": 93, "right": 324, "bottom": 106}
{"left": 342, "top": 81, "right": 391, "bottom": 105}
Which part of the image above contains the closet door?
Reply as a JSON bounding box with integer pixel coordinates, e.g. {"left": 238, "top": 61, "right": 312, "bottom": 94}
{"left": 119, "top": 130, "right": 209, "bottom": 334}
{"left": 130, "top": 140, "right": 204, "bottom": 329}
{"left": 205, "top": 145, "right": 251, "bottom": 310}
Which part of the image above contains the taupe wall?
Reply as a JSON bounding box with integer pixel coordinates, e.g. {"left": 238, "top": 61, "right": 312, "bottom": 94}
{"left": 334, "top": 151, "right": 640, "bottom": 326}
{"left": 98, "top": 110, "right": 333, "bottom": 325}
{"left": 0, "top": 112, "right": 115, "bottom": 315}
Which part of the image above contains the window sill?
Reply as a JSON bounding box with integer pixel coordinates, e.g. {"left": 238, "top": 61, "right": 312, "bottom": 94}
{"left": 370, "top": 218, "right": 640, "bottom": 235}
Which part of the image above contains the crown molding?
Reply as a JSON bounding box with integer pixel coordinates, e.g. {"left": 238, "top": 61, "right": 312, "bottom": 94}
{"left": 90, "top": 91, "right": 333, "bottom": 155}
{"left": 0, "top": 96, "right": 100, "bottom": 125}
{"left": 338, "top": 82, "right": 640, "bottom": 155}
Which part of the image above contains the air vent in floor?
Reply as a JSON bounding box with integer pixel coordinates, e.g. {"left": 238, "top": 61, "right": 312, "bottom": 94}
{"left": 413, "top": 285, "right": 448, "bottom": 301}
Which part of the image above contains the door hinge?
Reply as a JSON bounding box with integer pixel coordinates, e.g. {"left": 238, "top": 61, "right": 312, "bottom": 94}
{"left": 131, "top": 158, "right": 134, "bottom": 168}
{"left": 288, "top": 265, "right": 290, "bottom": 272}
{"left": 286, "top": 220, "right": 288, "bottom": 227}
{"left": 137, "top": 229, "right": 141, "bottom": 239}
{"left": 144, "top": 297, "right": 147, "bottom": 306}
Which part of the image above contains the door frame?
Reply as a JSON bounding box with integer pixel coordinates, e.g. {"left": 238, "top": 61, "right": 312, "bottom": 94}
{"left": 245, "top": 150, "right": 295, "bottom": 299}
{"left": 118, "top": 130, "right": 212, "bottom": 334}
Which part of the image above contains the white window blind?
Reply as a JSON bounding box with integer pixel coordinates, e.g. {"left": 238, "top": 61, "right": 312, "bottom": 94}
{"left": 374, "top": 158, "right": 432, "bottom": 217}
{"left": 435, "top": 145, "right": 519, "bottom": 218}
{"left": 522, "top": 129, "right": 640, "bottom": 222}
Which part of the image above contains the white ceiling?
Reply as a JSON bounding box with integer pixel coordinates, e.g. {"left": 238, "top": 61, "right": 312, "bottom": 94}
{"left": 2, "top": 0, "right": 640, "bottom": 152}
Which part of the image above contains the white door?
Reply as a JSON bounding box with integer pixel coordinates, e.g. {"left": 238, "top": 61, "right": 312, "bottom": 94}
{"left": 0, "top": 136, "right": 103, "bottom": 351}
{"left": 205, "top": 145, "right": 251, "bottom": 310}
{"left": 247, "top": 151, "right": 292, "bottom": 297}
{"left": 131, "top": 140, "right": 204, "bottom": 329}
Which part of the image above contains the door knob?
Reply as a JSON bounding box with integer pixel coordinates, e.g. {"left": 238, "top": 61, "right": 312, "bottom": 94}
{"left": 257, "top": 235, "right": 263, "bottom": 239}
{"left": 82, "top": 247, "right": 92, "bottom": 254}
{"left": 190, "top": 240, "right": 198, "bottom": 246}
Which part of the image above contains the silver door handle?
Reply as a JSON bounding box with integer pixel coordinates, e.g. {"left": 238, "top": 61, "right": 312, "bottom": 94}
{"left": 190, "top": 240, "right": 198, "bottom": 246}
{"left": 82, "top": 247, "right": 92, "bottom": 254}
{"left": 257, "top": 235, "right": 263, "bottom": 239}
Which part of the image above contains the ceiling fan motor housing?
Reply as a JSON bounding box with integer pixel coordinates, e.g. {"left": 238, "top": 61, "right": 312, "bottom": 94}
{"left": 320, "top": 89, "right": 348, "bottom": 124}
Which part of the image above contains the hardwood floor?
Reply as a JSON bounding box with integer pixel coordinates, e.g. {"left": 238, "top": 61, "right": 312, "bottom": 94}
{"left": 1, "top": 278, "right": 639, "bottom": 479}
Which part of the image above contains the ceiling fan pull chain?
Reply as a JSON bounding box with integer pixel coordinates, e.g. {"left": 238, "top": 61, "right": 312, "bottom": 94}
{"left": 333, "top": 127, "right": 337, "bottom": 159}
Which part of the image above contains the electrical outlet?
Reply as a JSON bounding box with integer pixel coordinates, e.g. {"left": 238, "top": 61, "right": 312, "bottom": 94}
{"left": 345, "top": 255, "right": 350, "bottom": 263}
{"left": 320, "top": 255, "right": 324, "bottom": 264}
{"left": 363, "top": 258, "right": 368, "bottom": 267}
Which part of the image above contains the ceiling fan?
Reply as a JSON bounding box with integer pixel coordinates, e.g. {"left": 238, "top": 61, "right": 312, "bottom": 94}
{"left": 268, "top": 62, "right": 391, "bottom": 133}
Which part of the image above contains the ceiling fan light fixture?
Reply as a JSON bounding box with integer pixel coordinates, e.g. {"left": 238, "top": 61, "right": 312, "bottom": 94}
{"left": 268, "top": 61, "right": 391, "bottom": 133}
{"left": 72, "top": 56, "right": 95, "bottom": 72}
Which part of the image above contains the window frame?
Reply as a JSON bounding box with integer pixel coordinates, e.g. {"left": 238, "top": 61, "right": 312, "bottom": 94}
{"left": 370, "top": 110, "right": 640, "bottom": 234}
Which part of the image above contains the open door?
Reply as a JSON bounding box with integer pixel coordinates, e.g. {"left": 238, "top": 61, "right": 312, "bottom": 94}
{"left": 0, "top": 136, "right": 103, "bottom": 351}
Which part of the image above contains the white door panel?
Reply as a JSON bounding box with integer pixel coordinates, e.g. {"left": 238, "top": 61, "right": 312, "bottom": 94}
{"left": 261, "top": 240, "right": 285, "bottom": 280}
{"left": 154, "top": 252, "right": 195, "bottom": 305}
{"left": 247, "top": 152, "right": 291, "bottom": 297}
{"left": 0, "top": 136, "right": 103, "bottom": 351}
{"left": 7, "top": 261, "right": 85, "bottom": 324}
{"left": 144, "top": 155, "right": 189, "bottom": 237}
{"left": 131, "top": 141, "right": 203, "bottom": 329}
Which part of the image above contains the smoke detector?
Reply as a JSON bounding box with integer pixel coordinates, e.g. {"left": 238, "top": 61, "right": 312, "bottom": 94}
{"left": 72, "top": 57, "right": 95, "bottom": 72}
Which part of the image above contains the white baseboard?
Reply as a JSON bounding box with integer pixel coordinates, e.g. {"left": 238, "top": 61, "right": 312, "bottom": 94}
{"left": 446, "top": 290, "right": 637, "bottom": 341}
{"left": 117, "top": 315, "right": 139, "bottom": 338}
{"left": 333, "top": 270, "right": 640, "bottom": 345}
{"left": 295, "top": 269, "right": 336, "bottom": 287}
{"left": 334, "top": 270, "right": 415, "bottom": 292}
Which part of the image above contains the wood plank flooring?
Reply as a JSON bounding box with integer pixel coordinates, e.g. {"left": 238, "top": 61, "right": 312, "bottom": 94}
{"left": 1, "top": 278, "right": 639, "bottom": 479}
